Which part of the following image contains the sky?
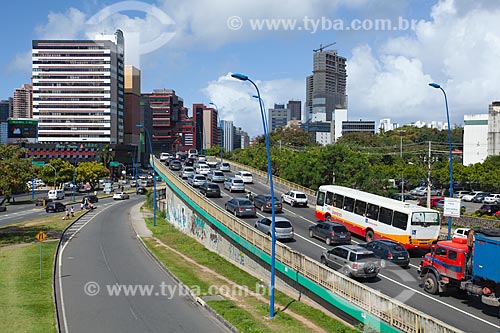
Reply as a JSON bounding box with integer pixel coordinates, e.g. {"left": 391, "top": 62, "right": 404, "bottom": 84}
{"left": 1, "top": 0, "right": 500, "bottom": 138}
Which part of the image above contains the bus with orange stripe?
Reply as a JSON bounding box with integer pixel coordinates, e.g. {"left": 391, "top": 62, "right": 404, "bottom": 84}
{"left": 315, "top": 185, "right": 440, "bottom": 250}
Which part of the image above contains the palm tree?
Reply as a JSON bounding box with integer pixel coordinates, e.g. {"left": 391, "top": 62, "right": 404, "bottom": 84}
{"left": 98, "top": 144, "right": 114, "bottom": 169}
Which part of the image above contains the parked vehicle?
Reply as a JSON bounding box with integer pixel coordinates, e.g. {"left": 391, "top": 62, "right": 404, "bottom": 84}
{"left": 475, "top": 203, "right": 500, "bottom": 216}
{"left": 223, "top": 178, "right": 245, "bottom": 193}
{"left": 419, "top": 228, "right": 500, "bottom": 309}
{"left": 180, "top": 166, "right": 195, "bottom": 179}
{"left": 281, "top": 190, "right": 308, "bottom": 207}
{"left": 461, "top": 191, "right": 485, "bottom": 202}
{"left": 225, "top": 198, "right": 256, "bottom": 217}
{"left": 361, "top": 240, "right": 410, "bottom": 268}
{"left": 254, "top": 216, "right": 294, "bottom": 241}
{"left": 455, "top": 190, "right": 470, "bottom": 199}
{"left": 46, "top": 201, "right": 66, "bottom": 213}
{"left": 219, "top": 162, "right": 231, "bottom": 172}
{"left": 452, "top": 228, "right": 470, "bottom": 240}
{"left": 235, "top": 171, "right": 253, "bottom": 184}
{"left": 48, "top": 189, "right": 65, "bottom": 200}
{"left": 484, "top": 193, "right": 500, "bottom": 204}
{"left": 472, "top": 192, "right": 490, "bottom": 203}
{"left": 199, "top": 182, "right": 221, "bottom": 198}
{"left": 207, "top": 170, "right": 225, "bottom": 183}
{"left": 308, "top": 221, "right": 351, "bottom": 245}
{"left": 113, "top": 192, "right": 130, "bottom": 200}
{"left": 320, "top": 245, "right": 381, "bottom": 279}
{"left": 390, "top": 193, "right": 417, "bottom": 201}
{"left": 416, "top": 196, "right": 443, "bottom": 208}
{"left": 410, "top": 186, "right": 426, "bottom": 196}
{"left": 252, "top": 194, "right": 282, "bottom": 213}
{"left": 187, "top": 174, "right": 206, "bottom": 187}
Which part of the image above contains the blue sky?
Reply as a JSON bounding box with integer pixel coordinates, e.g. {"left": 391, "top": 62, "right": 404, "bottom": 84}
{"left": 1, "top": 0, "right": 500, "bottom": 137}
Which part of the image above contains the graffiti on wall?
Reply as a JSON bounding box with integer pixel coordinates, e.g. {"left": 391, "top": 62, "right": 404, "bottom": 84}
{"left": 229, "top": 244, "right": 245, "bottom": 266}
{"left": 190, "top": 215, "right": 207, "bottom": 240}
{"left": 166, "top": 193, "right": 189, "bottom": 231}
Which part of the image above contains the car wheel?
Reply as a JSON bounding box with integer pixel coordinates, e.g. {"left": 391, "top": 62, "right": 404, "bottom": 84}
{"left": 366, "top": 230, "right": 374, "bottom": 242}
{"left": 309, "top": 230, "right": 314, "bottom": 238}
{"left": 380, "top": 259, "right": 387, "bottom": 268}
{"left": 234, "top": 210, "right": 237, "bottom": 217}
{"left": 320, "top": 256, "right": 328, "bottom": 266}
{"left": 423, "top": 273, "right": 439, "bottom": 294}
{"left": 261, "top": 205, "right": 265, "bottom": 212}
{"left": 291, "top": 201, "right": 295, "bottom": 207}
{"left": 341, "top": 266, "right": 351, "bottom": 276}
{"left": 326, "top": 237, "right": 332, "bottom": 246}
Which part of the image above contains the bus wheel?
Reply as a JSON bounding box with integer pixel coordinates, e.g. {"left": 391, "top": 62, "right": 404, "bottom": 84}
{"left": 365, "top": 230, "right": 374, "bottom": 242}
{"left": 325, "top": 215, "right": 331, "bottom": 222}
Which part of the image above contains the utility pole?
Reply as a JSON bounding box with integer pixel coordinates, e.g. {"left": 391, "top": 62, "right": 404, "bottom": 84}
{"left": 399, "top": 130, "right": 406, "bottom": 201}
{"left": 427, "top": 141, "right": 431, "bottom": 208}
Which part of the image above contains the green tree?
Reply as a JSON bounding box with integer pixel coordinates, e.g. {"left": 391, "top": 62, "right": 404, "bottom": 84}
{"left": 0, "top": 145, "right": 33, "bottom": 203}
{"left": 76, "top": 161, "right": 110, "bottom": 190}
{"left": 97, "top": 144, "right": 114, "bottom": 169}
{"left": 39, "top": 158, "right": 74, "bottom": 188}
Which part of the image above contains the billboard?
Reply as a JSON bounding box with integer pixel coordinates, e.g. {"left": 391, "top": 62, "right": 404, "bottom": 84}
{"left": 7, "top": 119, "right": 38, "bottom": 139}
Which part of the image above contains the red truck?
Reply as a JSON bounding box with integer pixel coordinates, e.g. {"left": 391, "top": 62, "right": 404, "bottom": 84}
{"left": 418, "top": 228, "right": 500, "bottom": 308}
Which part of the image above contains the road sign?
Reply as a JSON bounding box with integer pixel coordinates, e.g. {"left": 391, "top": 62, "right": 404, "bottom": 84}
{"left": 32, "top": 161, "right": 45, "bottom": 167}
{"left": 109, "top": 161, "right": 119, "bottom": 167}
{"left": 35, "top": 231, "right": 47, "bottom": 242}
{"left": 444, "top": 197, "right": 461, "bottom": 217}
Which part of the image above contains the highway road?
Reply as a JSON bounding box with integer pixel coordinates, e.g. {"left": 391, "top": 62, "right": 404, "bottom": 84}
{"left": 55, "top": 195, "right": 231, "bottom": 333}
{"left": 176, "top": 167, "right": 500, "bottom": 333}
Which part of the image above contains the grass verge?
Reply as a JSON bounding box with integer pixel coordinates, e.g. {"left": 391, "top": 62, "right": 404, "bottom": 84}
{"left": 143, "top": 214, "right": 357, "bottom": 333}
{"left": 0, "top": 241, "right": 57, "bottom": 333}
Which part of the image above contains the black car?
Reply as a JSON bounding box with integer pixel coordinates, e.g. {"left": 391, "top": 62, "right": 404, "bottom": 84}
{"left": 46, "top": 201, "right": 66, "bottom": 213}
{"left": 169, "top": 160, "right": 182, "bottom": 171}
{"left": 199, "top": 182, "right": 221, "bottom": 198}
{"left": 82, "top": 194, "right": 98, "bottom": 203}
{"left": 476, "top": 203, "right": 500, "bottom": 216}
{"left": 184, "top": 158, "right": 196, "bottom": 167}
{"left": 472, "top": 192, "right": 490, "bottom": 203}
{"left": 308, "top": 221, "right": 351, "bottom": 245}
{"left": 361, "top": 240, "right": 410, "bottom": 268}
{"left": 252, "top": 194, "right": 282, "bottom": 213}
{"left": 136, "top": 187, "right": 148, "bottom": 195}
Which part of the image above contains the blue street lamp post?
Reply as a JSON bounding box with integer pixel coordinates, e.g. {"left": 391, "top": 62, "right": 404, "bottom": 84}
{"left": 232, "top": 73, "right": 277, "bottom": 318}
{"left": 136, "top": 124, "right": 157, "bottom": 226}
{"left": 429, "top": 82, "right": 453, "bottom": 239}
{"left": 209, "top": 102, "right": 223, "bottom": 164}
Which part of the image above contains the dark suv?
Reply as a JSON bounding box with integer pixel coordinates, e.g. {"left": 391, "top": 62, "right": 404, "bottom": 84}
{"left": 476, "top": 203, "right": 500, "bottom": 216}
{"left": 309, "top": 221, "right": 351, "bottom": 245}
{"left": 199, "top": 182, "right": 221, "bottom": 198}
{"left": 46, "top": 201, "right": 66, "bottom": 213}
{"left": 82, "top": 194, "right": 98, "bottom": 204}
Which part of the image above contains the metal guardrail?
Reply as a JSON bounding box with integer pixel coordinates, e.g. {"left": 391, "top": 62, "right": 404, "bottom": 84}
{"left": 153, "top": 157, "right": 463, "bottom": 333}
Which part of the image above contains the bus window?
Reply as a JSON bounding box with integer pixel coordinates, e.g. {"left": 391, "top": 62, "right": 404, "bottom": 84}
{"left": 354, "top": 200, "right": 367, "bottom": 216}
{"left": 411, "top": 212, "right": 440, "bottom": 225}
{"left": 343, "top": 197, "right": 355, "bottom": 213}
{"left": 325, "top": 191, "right": 334, "bottom": 206}
{"left": 334, "top": 194, "right": 344, "bottom": 208}
{"left": 317, "top": 191, "right": 325, "bottom": 206}
{"left": 392, "top": 211, "right": 408, "bottom": 230}
{"left": 366, "top": 203, "right": 379, "bottom": 220}
{"left": 379, "top": 207, "right": 393, "bottom": 225}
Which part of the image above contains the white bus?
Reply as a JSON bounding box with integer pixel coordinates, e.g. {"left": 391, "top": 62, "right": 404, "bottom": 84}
{"left": 315, "top": 185, "right": 440, "bottom": 250}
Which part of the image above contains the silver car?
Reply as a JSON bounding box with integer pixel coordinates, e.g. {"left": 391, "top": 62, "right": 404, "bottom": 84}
{"left": 223, "top": 177, "right": 245, "bottom": 193}
{"left": 187, "top": 174, "right": 206, "bottom": 187}
{"left": 207, "top": 170, "right": 225, "bottom": 183}
{"left": 320, "top": 245, "right": 381, "bottom": 279}
{"left": 180, "top": 166, "right": 195, "bottom": 179}
{"left": 254, "top": 216, "right": 294, "bottom": 241}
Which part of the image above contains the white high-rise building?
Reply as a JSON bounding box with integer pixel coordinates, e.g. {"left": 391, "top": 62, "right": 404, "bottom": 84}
{"left": 463, "top": 114, "right": 488, "bottom": 165}
{"left": 32, "top": 30, "right": 125, "bottom": 143}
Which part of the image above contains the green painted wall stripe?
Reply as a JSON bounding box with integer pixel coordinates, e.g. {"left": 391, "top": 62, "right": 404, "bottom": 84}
{"left": 464, "top": 120, "right": 488, "bottom": 125}
{"left": 155, "top": 165, "right": 400, "bottom": 333}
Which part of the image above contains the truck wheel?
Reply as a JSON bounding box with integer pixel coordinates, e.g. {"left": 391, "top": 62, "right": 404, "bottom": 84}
{"left": 424, "top": 273, "right": 439, "bottom": 294}
{"left": 365, "top": 230, "right": 374, "bottom": 242}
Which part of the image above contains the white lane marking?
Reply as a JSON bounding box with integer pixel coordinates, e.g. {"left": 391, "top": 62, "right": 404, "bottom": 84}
{"left": 129, "top": 306, "right": 138, "bottom": 320}
{"left": 58, "top": 204, "right": 114, "bottom": 333}
{"left": 100, "top": 243, "right": 112, "bottom": 271}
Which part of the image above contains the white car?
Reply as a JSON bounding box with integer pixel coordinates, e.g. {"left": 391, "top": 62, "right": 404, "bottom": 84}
{"left": 483, "top": 193, "right": 500, "bottom": 204}
{"left": 196, "top": 164, "right": 211, "bottom": 175}
{"left": 281, "top": 190, "right": 308, "bottom": 207}
{"left": 452, "top": 228, "right": 470, "bottom": 240}
{"left": 180, "top": 166, "right": 195, "bottom": 179}
{"left": 235, "top": 171, "right": 253, "bottom": 184}
{"left": 219, "top": 162, "right": 231, "bottom": 172}
{"left": 113, "top": 192, "right": 130, "bottom": 200}
{"left": 461, "top": 191, "right": 483, "bottom": 202}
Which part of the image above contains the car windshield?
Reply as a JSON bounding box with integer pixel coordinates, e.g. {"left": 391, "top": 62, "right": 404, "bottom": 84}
{"left": 411, "top": 212, "right": 440, "bottom": 225}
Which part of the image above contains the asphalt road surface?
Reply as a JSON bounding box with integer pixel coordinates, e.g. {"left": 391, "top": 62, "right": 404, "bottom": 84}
{"left": 55, "top": 195, "right": 231, "bottom": 333}
{"left": 178, "top": 167, "right": 500, "bottom": 333}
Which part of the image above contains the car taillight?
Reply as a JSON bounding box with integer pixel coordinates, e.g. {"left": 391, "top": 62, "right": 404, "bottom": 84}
{"left": 330, "top": 232, "right": 336, "bottom": 236}
{"left": 239, "top": 207, "right": 244, "bottom": 211}
{"left": 352, "top": 263, "right": 358, "bottom": 269}
{"left": 387, "top": 252, "right": 393, "bottom": 260}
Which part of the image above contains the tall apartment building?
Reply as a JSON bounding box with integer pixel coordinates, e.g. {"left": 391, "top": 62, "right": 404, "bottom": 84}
{"left": 287, "top": 100, "right": 301, "bottom": 121}
{"left": 221, "top": 120, "right": 234, "bottom": 152}
{"left": 268, "top": 104, "right": 288, "bottom": 132}
{"left": 463, "top": 114, "right": 488, "bottom": 166}
{"left": 13, "top": 84, "right": 33, "bottom": 118}
{"left": 193, "top": 103, "right": 219, "bottom": 153}
{"left": 305, "top": 49, "right": 347, "bottom": 123}
{"left": 0, "top": 98, "right": 13, "bottom": 122}
{"left": 124, "top": 65, "right": 142, "bottom": 147}
{"left": 32, "top": 29, "right": 125, "bottom": 144}
{"left": 488, "top": 101, "right": 500, "bottom": 157}
{"left": 342, "top": 120, "right": 376, "bottom": 135}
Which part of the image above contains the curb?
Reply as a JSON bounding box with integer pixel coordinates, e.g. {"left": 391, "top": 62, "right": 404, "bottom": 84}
{"left": 132, "top": 221, "right": 238, "bottom": 333}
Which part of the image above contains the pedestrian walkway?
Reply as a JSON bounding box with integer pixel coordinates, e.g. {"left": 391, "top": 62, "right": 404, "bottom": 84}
{"left": 130, "top": 201, "right": 153, "bottom": 237}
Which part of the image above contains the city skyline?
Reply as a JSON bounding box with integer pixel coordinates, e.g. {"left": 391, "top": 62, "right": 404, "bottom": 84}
{"left": 1, "top": 0, "right": 500, "bottom": 137}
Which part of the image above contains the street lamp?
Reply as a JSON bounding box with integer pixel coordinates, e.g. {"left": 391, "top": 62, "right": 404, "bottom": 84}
{"left": 45, "top": 164, "right": 57, "bottom": 189}
{"left": 429, "top": 82, "right": 453, "bottom": 239}
{"left": 209, "top": 102, "right": 223, "bottom": 164}
{"left": 136, "top": 123, "right": 157, "bottom": 227}
{"left": 232, "top": 72, "right": 277, "bottom": 318}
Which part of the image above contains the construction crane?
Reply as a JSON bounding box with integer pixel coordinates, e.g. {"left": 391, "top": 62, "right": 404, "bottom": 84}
{"left": 313, "top": 42, "right": 336, "bottom": 53}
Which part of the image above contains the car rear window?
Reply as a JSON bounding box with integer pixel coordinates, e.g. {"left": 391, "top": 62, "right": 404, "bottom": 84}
{"left": 390, "top": 244, "right": 405, "bottom": 251}
{"left": 207, "top": 184, "right": 219, "bottom": 189}
{"left": 275, "top": 221, "right": 292, "bottom": 228}
{"left": 296, "top": 193, "right": 307, "bottom": 199}
{"left": 233, "top": 179, "right": 243, "bottom": 184}
{"left": 332, "top": 226, "right": 347, "bottom": 232}
{"left": 355, "top": 253, "right": 376, "bottom": 260}
{"left": 239, "top": 199, "right": 253, "bottom": 205}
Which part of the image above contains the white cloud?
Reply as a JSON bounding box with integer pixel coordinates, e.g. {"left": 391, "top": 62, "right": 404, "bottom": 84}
{"left": 202, "top": 73, "right": 304, "bottom": 138}
{"left": 34, "top": 8, "right": 86, "bottom": 39}
{"left": 348, "top": 0, "right": 500, "bottom": 125}
{"left": 8, "top": 51, "right": 32, "bottom": 74}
